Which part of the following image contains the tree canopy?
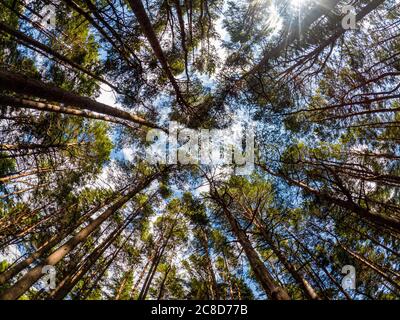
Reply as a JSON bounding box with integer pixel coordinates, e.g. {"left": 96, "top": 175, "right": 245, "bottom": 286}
{"left": 0, "top": 0, "right": 399, "bottom": 300}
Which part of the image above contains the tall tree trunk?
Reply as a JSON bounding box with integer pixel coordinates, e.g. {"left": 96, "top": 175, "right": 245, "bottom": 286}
{"left": 284, "top": 227, "right": 352, "bottom": 300}
{"left": 115, "top": 275, "right": 129, "bottom": 301}
{"left": 157, "top": 265, "right": 171, "bottom": 300}
{"left": 0, "top": 172, "right": 160, "bottom": 300}
{"left": 211, "top": 191, "right": 291, "bottom": 300}
{"left": 258, "top": 164, "right": 400, "bottom": 233}
{"left": 127, "top": 0, "right": 192, "bottom": 113}
{"left": 339, "top": 242, "right": 400, "bottom": 291}
{"left": 233, "top": 196, "right": 320, "bottom": 300}
{"left": 0, "top": 167, "right": 66, "bottom": 184}
{"left": 130, "top": 254, "right": 151, "bottom": 299}
{"left": 80, "top": 236, "right": 129, "bottom": 299}
{"left": 0, "top": 96, "right": 136, "bottom": 130}
{"left": 138, "top": 247, "right": 163, "bottom": 300}
{"left": 243, "top": 0, "right": 341, "bottom": 78}
{"left": 50, "top": 192, "right": 157, "bottom": 300}
{"left": 173, "top": 0, "right": 190, "bottom": 89}
{"left": 51, "top": 215, "right": 133, "bottom": 299}
{"left": 199, "top": 228, "right": 219, "bottom": 299}
{"left": 65, "top": 0, "right": 141, "bottom": 71}
{"left": 0, "top": 20, "right": 118, "bottom": 91}
{"left": 257, "top": 222, "right": 320, "bottom": 300}
{"left": 0, "top": 70, "right": 162, "bottom": 130}
{"left": 138, "top": 218, "right": 177, "bottom": 300}
{"left": 52, "top": 219, "right": 137, "bottom": 300}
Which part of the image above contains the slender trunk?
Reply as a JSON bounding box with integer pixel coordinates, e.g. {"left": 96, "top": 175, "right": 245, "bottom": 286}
{"left": 80, "top": 238, "right": 128, "bottom": 299}
{"left": 200, "top": 229, "right": 219, "bottom": 299}
{"left": 130, "top": 255, "right": 151, "bottom": 299}
{"left": 222, "top": 252, "right": 234, "bottom": 300}
{"left": 0, "top": 183, "right": 49, "bottom": 200}
{"left": 138, "top": 218, "right": 177, "bottom": 300}
{"left": 127, "top": 0, "right": 192, "bottom": 113}
{"left": 0, "top": 198, "right": 110, "bottom": 285}
{"left": 243, "top": 0, "right": 341, "bottom": 78}
{"left": 138, "top": 247, "right": 162, "bottom": 300}
{"left": 0, "top": 173, "right": 159, "bottom": 300}
{"left": 157, "top": 265, "right": 171, "bottom": 300}
{"left": 0, "top": 71, "right": 162, "bottom": 130}
{"left": 52, "top": 214, "right": 136, "bottom": 300}
{"left": 65, "top": 0, "right": 140, "bottom": 71}
{"left": 0, "top": 96, "right": 136, "bottom": 129}
{"left": 0, "top": 167, "right": 63, "bottom": 184}
{"left": 0, "top": 142, "right": 86, "bottom": 152}
{"left": 337, "top": 216, "right": 400, "bottom": 258}
{"left": 339, "top": 242, "right": 400, "bottom": 291}
{"left": 234, "top": 197, "right": 320, "bottom": 300}
{"left": 0, "top": 201, "right": 54, "bottom": 233}
{"left": 115, "top": 275, "right": 129, "bottom": 301}
{"left": 212, "top": 191, "right": 291, "bottom": 300}
{"left": 0, "top": 21, "right": 118, "bottom": 91}
{"left": 257, "top": 224, "right": 320, "bottom": 300}
{"left": 173, "top": 0, "right": 190, "bottom": 88}
{"left": 51, "top": 192, "right": 155, "bottom": 300}
{"left": 284, "top": 227, "right": 352, "bottom": 300}
{"left": 259, "top": 164, "right": 400, "bottom": 233}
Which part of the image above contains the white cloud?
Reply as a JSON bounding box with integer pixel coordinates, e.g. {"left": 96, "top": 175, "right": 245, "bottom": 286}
{"left": 96, "top": 84, "right": 118, "bottom": 106}
{"left": 121, "top": 147, "right": 135, "bottom": 162}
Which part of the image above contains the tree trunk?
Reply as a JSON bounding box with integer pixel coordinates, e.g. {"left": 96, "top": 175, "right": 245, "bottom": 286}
{"left": 0, "top": 96, "right": 136, "bottom": 130}
{"left": 0, "top": 173, "right": 159, "bottom": 300}
{"left": 259, "top": 164, "right": 400, "bottom": 233}
{"left": 212, "top": 191, "right": 291, "bottom": 300}
{"left": 257, "top": 223, "right": 320, "bottom": 300}
{"left": 52, "top": 217, "right": 135, "bottom": 300}
{"left": 244, "top": 0, "right": 341, "bottom": 78}
{"left": 0, "top": 20, "right": 118, "bottom": 91}
{"left": 173, "top": 0, "right": 190, "bottom": 88}
{"left": 130, "top": 255, "right": 151, "bottom": 299}
{"left": 127, "top": 0, "right": 192, "bottom": 113}
{"left": 199, "top": 228, "right": 219, "bottom": 299}
{"left": 0, "top": 71, "right": 162, "bottom": 130}
{"left": 115, "top": 275, "right": 129, "bottom": 301}
{"left": 157, "top": 265, "right": 171, "bottom": 300}
{"left": 138, "top": 247, "right": 163, "bottom": 300}
{"left": 65, "top": 0, "right": 141, "bottom": 71}
{"left": 138, "top": 218, "right": 177, "bottom": 300}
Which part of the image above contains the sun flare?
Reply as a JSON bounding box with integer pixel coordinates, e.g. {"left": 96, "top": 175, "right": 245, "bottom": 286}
{"left": 290, "top": 0, "right": 309, "bottom": 9}
{"left": 267, "top": 4, "right": 283, "bottom": 36}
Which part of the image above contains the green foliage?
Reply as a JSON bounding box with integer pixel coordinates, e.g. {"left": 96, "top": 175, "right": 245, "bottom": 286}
{"left": 0, "top": 0, "right": 399, "bottom": 302}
